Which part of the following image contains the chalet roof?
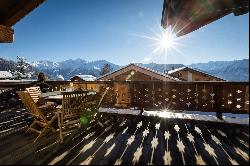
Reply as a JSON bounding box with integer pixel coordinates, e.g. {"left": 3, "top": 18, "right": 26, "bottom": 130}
{"left": 0, "top": 0, "right": 45, "bottom": 26}
{"left": 167, "top": 66, "right": 226, "bottom": 81}
{"left": 0, "top": 71, "right": 13, "bottom": 79}
{"left": 97, "top": 63, "right": 181, "bottom": 81}
{"left": 72, "top": 75, "right": 96, "bottom": 81}
{"left": 161, "top": 0, "right": 249, "bottom": 36}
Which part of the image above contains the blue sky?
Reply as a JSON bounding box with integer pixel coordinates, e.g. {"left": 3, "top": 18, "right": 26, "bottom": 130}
{"left": 0, "top": 0, "right": 249, "bottom": 65}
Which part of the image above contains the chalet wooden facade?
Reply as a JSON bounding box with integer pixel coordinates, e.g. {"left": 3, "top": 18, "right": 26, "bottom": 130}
{"left": 167, "top": 67, "right": 226, "bottom": 81}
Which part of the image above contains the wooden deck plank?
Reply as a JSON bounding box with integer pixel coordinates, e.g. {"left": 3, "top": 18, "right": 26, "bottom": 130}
{"left": 0, "top": 112, "right": 248, "bottom": 165}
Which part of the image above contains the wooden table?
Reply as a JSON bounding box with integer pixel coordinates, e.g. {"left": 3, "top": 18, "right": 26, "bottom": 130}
{"left": 39, "top": 90, "right": 96, "bottom": 104}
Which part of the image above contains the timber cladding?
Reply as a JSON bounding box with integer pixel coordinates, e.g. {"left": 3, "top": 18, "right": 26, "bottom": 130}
{"left": 114, "top": 70, "right": 161, "bottom": 81}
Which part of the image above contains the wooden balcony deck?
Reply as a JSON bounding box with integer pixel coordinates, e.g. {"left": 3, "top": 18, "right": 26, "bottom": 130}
{"left": 0, "top": 80, "right": 249, "bottom": 164}
{"left": 0, "top": 106, "right": 249, "bottom": 165}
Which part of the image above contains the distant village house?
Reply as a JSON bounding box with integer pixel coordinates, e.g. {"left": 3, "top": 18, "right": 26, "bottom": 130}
{"left": 0, "top": 71, "right": 13, "bottom": 80}
{"left": 70, "top": 75, "right": 96, "bottom": 82}
{"left": 167, "top": 67, "right": 225, "bottom": 81}
{"left": 70, "top": 74, "right": 97, "bottom": 91}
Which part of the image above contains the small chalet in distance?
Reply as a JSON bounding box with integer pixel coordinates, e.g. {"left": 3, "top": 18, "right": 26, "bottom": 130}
{"left": 71, "top": 75, "right": 97, "bottom": 90}
{"left": 70, "top": 75, "right": 96, "bottom": 82}
{"left": 97, "top": 63, "right": 225, "bottom": 82}
{"left": 167, "top": 66, "right": 226, "bottom": 81}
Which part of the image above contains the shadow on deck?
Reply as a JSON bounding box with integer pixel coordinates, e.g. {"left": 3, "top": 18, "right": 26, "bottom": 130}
{"left": 0, "top": 107, "right": 249, "bottom": 165}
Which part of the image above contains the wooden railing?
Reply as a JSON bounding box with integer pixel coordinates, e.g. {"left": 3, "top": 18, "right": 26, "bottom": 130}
{"left": 127, "top": 81, "right": 249, "bottom": 118}
{"left": 0, "top": 80, "right": 249, "bottom": 120}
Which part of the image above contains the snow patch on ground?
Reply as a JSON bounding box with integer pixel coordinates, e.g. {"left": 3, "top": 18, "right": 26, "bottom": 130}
{"left": 98, "top": 108, "right": 249, "bottom": 125}
{"left": 99, "top": 107, "right": 140, "bottom": 115}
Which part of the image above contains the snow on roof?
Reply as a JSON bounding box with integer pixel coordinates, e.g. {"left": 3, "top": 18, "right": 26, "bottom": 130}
{"left": 0, "top": 71, "right": 13, "bottom": 79}
{"left": 167, "top": 67, "right": 186, "bottom": 74}
{"left": 73, "top": 75, "right": 96, "bottom": 81}
{"left": 98, "top": 63, "right": 181, "bottom": 81}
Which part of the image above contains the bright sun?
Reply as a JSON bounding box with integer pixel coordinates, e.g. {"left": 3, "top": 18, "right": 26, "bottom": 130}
{"left": 159, "top": 28, "right": 176, "bottom": 50}
{"left": 133, "top": 24, "right": 184, "bottom": 56}
{"left": 151, "top": 26, "right": 181, "bottom": 54}
{"left": 131, "top": 22, "right": 186, "bottom": 64}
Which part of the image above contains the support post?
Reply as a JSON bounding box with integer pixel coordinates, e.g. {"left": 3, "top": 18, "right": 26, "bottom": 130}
{"left": 214, "top": 84, "right": 223, "bottom": 120}
{"left": 0, "top": 25, "right": 14, "bottom": 43}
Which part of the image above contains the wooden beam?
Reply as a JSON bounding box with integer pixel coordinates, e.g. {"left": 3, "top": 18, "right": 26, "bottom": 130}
{"left": 0, "top": 25, "right": 14, "bottom": 43}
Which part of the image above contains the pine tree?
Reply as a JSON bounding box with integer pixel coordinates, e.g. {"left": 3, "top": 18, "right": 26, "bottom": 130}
{"left": 12, "top": 56, "right": 31, "bottom": 79}
{"left": 99, "top": 63, "right": 113, "bottom": 76}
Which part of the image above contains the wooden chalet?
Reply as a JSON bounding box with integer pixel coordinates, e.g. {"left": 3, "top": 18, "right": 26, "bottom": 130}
{"left": 161, "top": 0, "right": 249, "bottom": 36}
{"left": 97, "top": 63, "right": 180, "bottom": 82}
{"left": 0, "top": 0, "right": 45, "bottom": 43}
{"left": 71, "top": 75, "right": 97, "bottom": 90}
{"left": 167, "top": 66, "right": 226, "bottom": 81}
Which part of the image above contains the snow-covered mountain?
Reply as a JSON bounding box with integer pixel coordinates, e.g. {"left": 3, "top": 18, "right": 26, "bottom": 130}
{"left": 30, "top": 59, "right": 120, "bottom": 80}
{"left": 30, "top": 60, "right": 59, "bottom": 70}
{"left": 189, "top": 59, "right": 249, "bottom": 81}
{"left": 2, "top": 58, "right": 249, "bottom": 81}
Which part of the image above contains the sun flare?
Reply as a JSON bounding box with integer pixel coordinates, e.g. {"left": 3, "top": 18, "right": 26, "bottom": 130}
{"left": 133, "top": 24, "right": 185, "bottom": 58}
{"left": 150, "top": 26, "right": 183, "bottom": 55}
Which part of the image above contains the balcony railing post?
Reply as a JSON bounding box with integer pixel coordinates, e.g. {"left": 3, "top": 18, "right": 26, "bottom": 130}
{"left": 245, "top": 85, "right": 249, "bottom": 112}
{"left": 214, "top": 84, "right": 223, "bottom": 120}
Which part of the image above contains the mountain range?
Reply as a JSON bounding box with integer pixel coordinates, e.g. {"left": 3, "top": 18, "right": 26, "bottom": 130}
{"left": 0, "top": 58, "right": 248, "bottom": 81}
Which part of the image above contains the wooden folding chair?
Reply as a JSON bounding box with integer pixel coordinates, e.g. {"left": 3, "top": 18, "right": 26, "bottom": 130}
{"left": 17, "top": 91, "right": 59, "bottom": 142}
{"left": 57, "top": 91, "right": 88, "bottom": 143}
{"left": 25, "top": 86, "right": 42, "bottom": 103}
{"left": 26, "top": 86, "right": 58, "bottom": 108}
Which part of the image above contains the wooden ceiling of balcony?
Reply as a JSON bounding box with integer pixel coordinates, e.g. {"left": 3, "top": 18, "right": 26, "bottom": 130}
{"left": 0, "top": 0, "right": 45, "bottom": 43}
{"left": 161, "top": 0, "right": 249, "bottom": 36}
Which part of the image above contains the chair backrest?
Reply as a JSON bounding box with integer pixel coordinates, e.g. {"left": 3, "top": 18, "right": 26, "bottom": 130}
{"left": 61, "top": 91, "right": 88, "bottom": 120}
{"left": 17, "top": 91, "right": 46, "bottom": 120}
{"left": 26, "top": 87, "right": 42, "bottom": 103}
